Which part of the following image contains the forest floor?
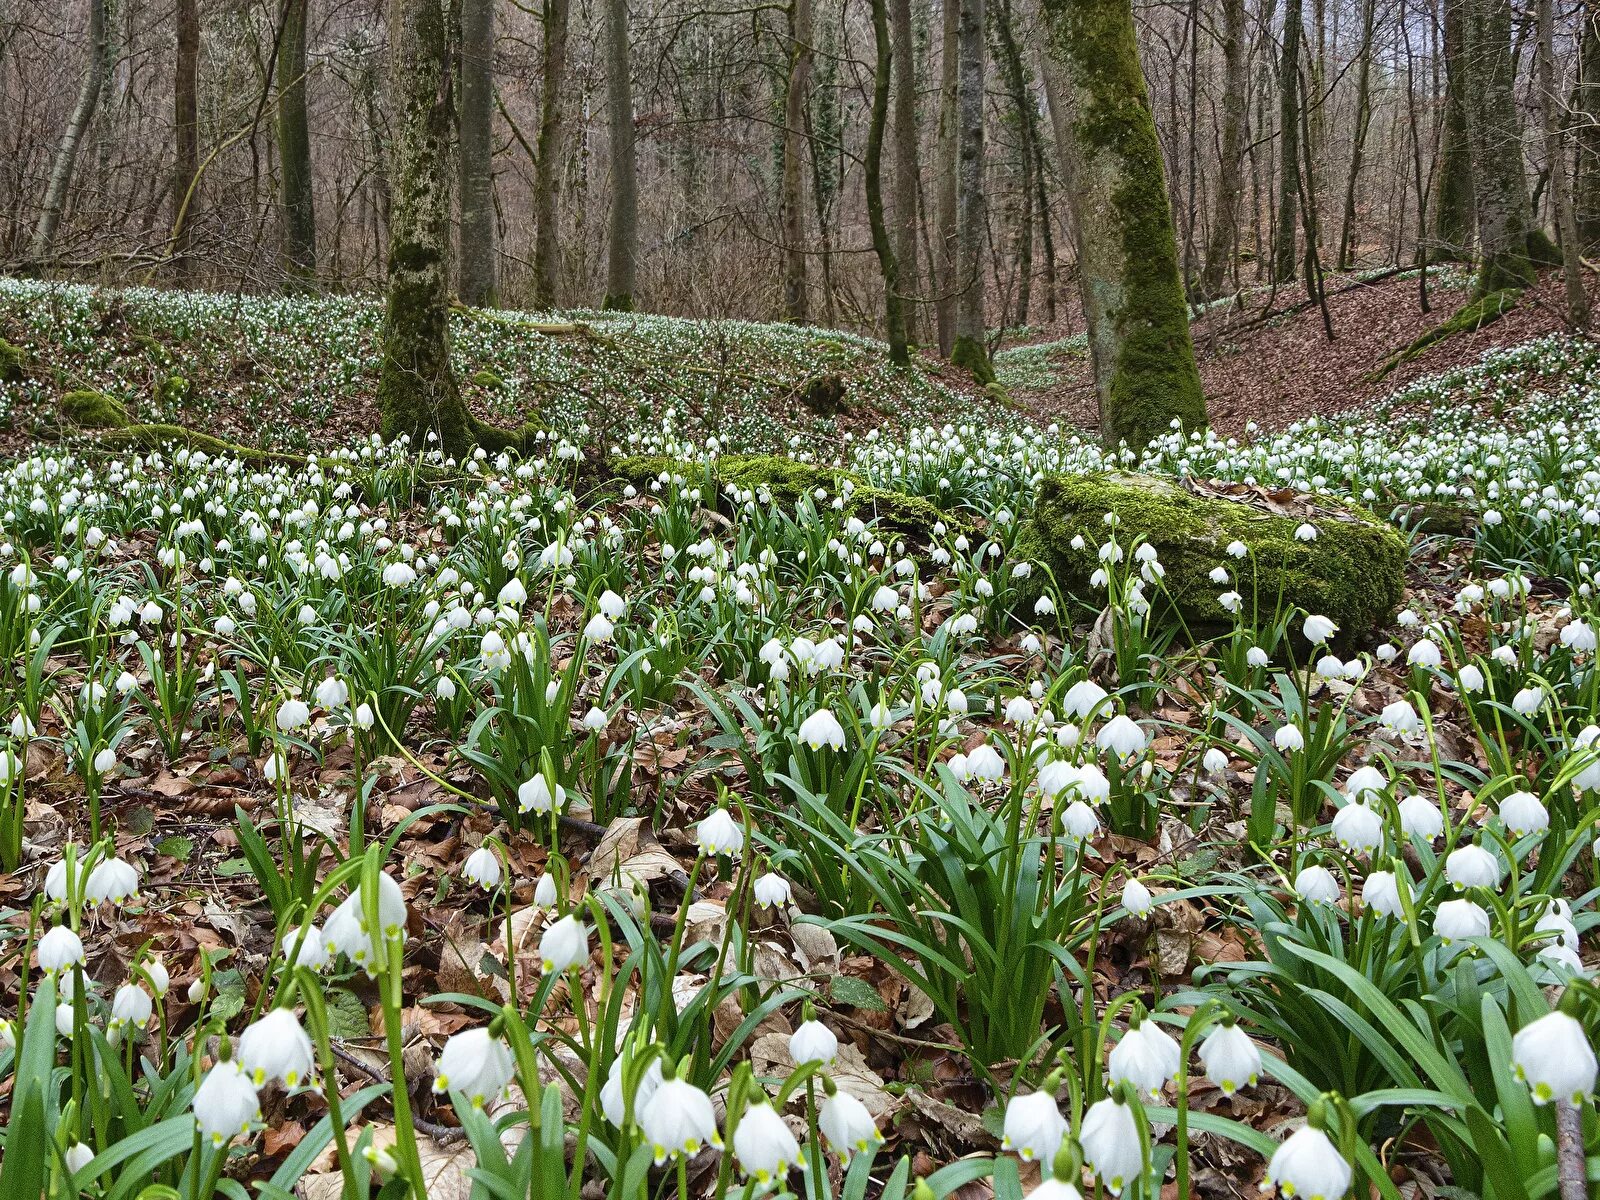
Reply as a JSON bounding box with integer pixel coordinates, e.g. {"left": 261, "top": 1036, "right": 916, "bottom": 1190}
{"left": 994, "top": 265, "right": 1594, "bottom": 434}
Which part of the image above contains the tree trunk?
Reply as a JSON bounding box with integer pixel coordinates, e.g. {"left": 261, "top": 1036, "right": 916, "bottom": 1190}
{"left": 951, "top": 0, "right": 994, "bottom": 381}
{"left": 172, "top": 0, "right": 200, "bottom": 282}
{"left": 1040, "top": 0, "right": 1208, "bottom": 449}
{"left": 934, "top": 0, "right": 960, "bottom": 355}
{"left": 1461, "top": 0, "right": 1549, "bottom": 294}
{"left": 379, "top": 0, "right": 470, "bottom": 454}
{"left": 278, "top": 0, "right": 318, "bottom": 284}
{"left": 890, "top": 0, "right": 920, "bottom": 340}
{"left": 1200, "top": 0, "right": 1246, "bottom": 298}
{"left": 458, "top": 0, "right": 497, "bottom": 307}
{"left": 1576, "top": 0, "right": 1600, "bottom": 250}
{"left": 1538, "top": 0, "right": 1590, "bottom": 324}
{"left": 1436, "top": 0, "right": 1475, "bottom": 258}
{"left": 29, "top": 0, "right": 106, "bottom": 268}
{"left": 782, "top": 0, "right": 813, "bottom": 323}
{"left": 1336, "top": 0, "right": 1376, "bottom": 268}
{"left": 533, "top": 0, "right": 571, "bottom": 309}
{"left": 867, "top": 0, "right": 909, "bottom": 363}
{"left": 1273, "top": 0, "right": 1304, "bottom": 282}
{"left": 993, "top": 0, "right": 1037, "bottom": 327}
{"left": 603, "top": 0, "right": 638, "bottom": 310}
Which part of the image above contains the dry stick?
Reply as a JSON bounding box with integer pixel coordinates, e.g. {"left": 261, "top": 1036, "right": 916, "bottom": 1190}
{"left": 1556, "top": 1099, "right": 1587, "bottom": 1200}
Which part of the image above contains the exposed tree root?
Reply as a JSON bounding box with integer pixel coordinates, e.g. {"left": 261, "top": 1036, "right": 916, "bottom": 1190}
{"left": 1366, "top": 288, "right": 1521, "bottom": 382}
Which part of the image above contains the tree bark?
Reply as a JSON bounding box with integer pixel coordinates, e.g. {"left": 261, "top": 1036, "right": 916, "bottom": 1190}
{"left": 533, "top": 0, "right": 571, "bottom": 309}
{"left": 890, "top": 0, "right": 920, "bottom": 340}
{"left": 29, "top": 0, "right": 107, "bottom": 268}
{"left": 782, "top": 0, "right": 813, "bottom": 323}
{"left": 1040, "top": 0, "right": 1208, "bottom": 449}
{"left": 458, "top": 0, "right": 498, "bottom": 307}
{"left": 951, "top": 0, "right": 994, "bottom": 381}
{"left": 1336, "top": 0, "right": 1376, "bottom": 268}
{"left": 172, "top": 0, "right": 200, "bottom": 282}
{"left": 867, "top": 0, "right": 909, "bottom": 363}
{"left": 993, "top": 0, "right": 1037, "bottom": 327}
{"left": 1576, "top": 0, "right": 1600, "bottom": 250}
{"left": 1436, "top": 0, "right": 1476, "bottom": 258}
{"left": 934, "top": 0, "right": 961, "bottom": 355}
{"left": 277, "top": 0, "right": 318, "bottom": 284}
{"left": 1273, "top": 0, "right": 1304, "bottom": 282}
{"left": 603, "top": 0, "right": 638, "bottom": 310}
{"left": 1200, "top": 0, "right": 1246, "bottom": 298}
{"left": 1538, "top": 0, "right": 1589, "bottom": 324}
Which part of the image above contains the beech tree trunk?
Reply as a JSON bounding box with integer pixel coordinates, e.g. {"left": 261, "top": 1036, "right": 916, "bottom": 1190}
{"left": 934, "top": 0, "right": 960, "bottom": 355}
{"left": 1538, "top": 0, "right": 1589, "bottom": 324}
{"left": 1200, "top": 0, "right": 1246, "bottom": 298}
{"left": 1436, "top": 0, "right": 1476, "bottom": 258}
{"left": 867, "top": 0, "right": 909, "bottom": 362}
{"left": 889, "top": 0, "right": 919, "bottom": 341}
{"left": 993, "top": 0, "right": 1037, "bottom": 328}
{"left": 1576, "top": 0, "right": 1600, "bottom": 250}
{"left": 458, "top": 0, "right": 498, "bottom": 307}
{"left": 1041, "top": 0, "right": 1208, "bottom": 449}
{"left": 1274, "top": 0, "right": 1304, "bottom": 282}
{"left": 603, "top": 0, "right": 638, "bottom": 311}
{"left": 951, "top": 0, "right": 994, "bottom": 381}
{"left": 533, "top": 0, "right": 571, "bottom": 309}
{"left": 172, "top": 0, "right": 200, "bottom": 282}
{"left": 1337, "top": 0, "right": 1377, "bottom": 268}
{"left": 29, "top": 0, "right": 107, "bottom": 268}
{"left": 278, "top": 0, "right": 318, "bottom": 284}
{"left": 781, "top": 0, "right": 813, "bottom": 323}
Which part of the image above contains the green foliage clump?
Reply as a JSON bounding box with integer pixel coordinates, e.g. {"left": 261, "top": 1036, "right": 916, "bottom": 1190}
{"left": 0, "top": 338, "right": 25, "bottom": 383}
{"left": 61, "top": 390, "right": 130, "bottom": 429}
{"left": 1015, "top": 472, "right": 1407, "bottom": 638}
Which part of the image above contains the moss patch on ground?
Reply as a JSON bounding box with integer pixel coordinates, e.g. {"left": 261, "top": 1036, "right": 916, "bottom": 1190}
{"left": 1014, "top": 472, "right": 1407, "bottom": 639}
{"left": 61, "top": 390, "right": 130, "bottom": 429}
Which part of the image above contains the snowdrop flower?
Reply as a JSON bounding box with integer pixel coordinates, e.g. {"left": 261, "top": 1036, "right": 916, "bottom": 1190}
{"left": 1063, "top": 680, "right": 1110, "bottom": 720}
{"left": 1562, "top": 619, "right": 1597, "bottom": 653}
{"left": 1302, "top": 614, "right": 1337, "bottom": 644}
{"left": 193, "top": 1060, "right": 261, "bottom": 1147}
{"left": 583, "top": 706, "right": 609, "bottom": 731}
{"left": 798, "top": 708, "right": 845, "bottom": 751}
{"left": 1107, "top": 1017, "right": 1181, "bottom": 1101}
{"left": 1079, "top": 1096, "right": 1142, "bottom": 1192}
{"left": 38, "top": 925, "right": 85, "bottom": 973}
{"left": 381, "top": 561, "right": 416, "bottom": 588}
{"left": 583, "top": 613, "right": 614, "bottom": 642}
{"left": 1293, "top": 866, "right": 1340, "bottom": 905}
{"left": 1434, "top": 898, "right": 1491, "bottom": 943}
{"left": 497, "top": 578, "right": 527, "bottom": 607}
{"left": 819, "top": 1087, "right": 881, "bottom": 1160}
{"left": 733, "top": 1097, "right": 801, "bottom": 1184}
{"left": 1005, "top": 695, "right": 1036, "bottom": 725}
{"left": 1361, "top": 871, "right": 1404, "bottom": 918}
{"left": 966, "top": 743, "right": 1006, "bottom": 782}
{"left": 1202, "top": 747, "right": 1229, "bottom": 774}
{"left": 1267, "top": 1123, "right": 1352, "bottom": 1200}
{"left": 1121, "top": 877, "right": 1153, "bottom": 917}
{"left": 462, "top": 846, "right": 501, "bottom": 889}
{"left": 1247, "top": 646, "right": 1270, "bottom": 668}
{"left": 1218, "top": 591, "right": 1243, "bottom": 614}
{"left": 143, "top": 957, "right": 170, "bottom": 996}
{"left": 1097, "top": 714, "right": 1146, "bottom": 760}
{"left": 352, "top": 703, "right": 374, "bottom": 731}
{"left": 1513, "top": 1011, "right": 1599, "bottom": 1104}
{"left": 696, "top": 807, "right": 744, "bottom": 855}
{"left": 276, "top": 699, "right": 310, "bottom": 731}
{"left": 322, "top": 873, "right": 408, "bottom": 974}
{"left": 1294, "top": 523, "right": 1318, "bottom": 542}
{"left": 1001, "top": 1089, "right": 1067, "bottom": 1161}
{"left": 1458, "top": 664, "right": 1485, "bottom": 692}
{"left": 86, "top": 856, "right": 139, "bottom": 904}
{"left": 600, "top": 1054, "right": 663, "bottom": 1125}
{"left": 640, "top": 1076, "right": 721, "bottom": 1163}
{"left": 540, "top": 914, "right": 589, "bottom": 974}
{"left": 790, "top": 1017, "right": 839, "bottom": 1065}
{"left": 753, "top": 872, "right": 791, "bottom": 908}
{"left": 1498, "top": 790, "right": 1549, "bottom": 837}
{"left": 1379, "top": 700, "right": 1421, "bottom": 736}
{"left": 1407, "top": 640, "right": 1442, "bottom": 668}
{"left": 518, "top": 773, "right": 565, "bottom": 814}
{"left": 64, "top": 1142, "right": 93, "bottom": 1174}
{"left": 533, "top": 873, "right": 559, "bottom": 908}
{"left": 282, "top": 926, "right": 329, "bottom": 972}
{"left": 1397, "top": 793, "right": 1444, "bottom": 839}
{"left": 1331, "top": 802, "right": 1383, "bottom": 854}
{"left": 433, "top": 1027, "right": 515, "bottom": 1107}
{"left": 1199, "top": 1020, "right": 1261, "bottom": 1094}
{"left": 1061, "top": 801, "right": 1101, "bottom": 842}
{"left": 1512, "top": 687, "right": 1544, "bottom": 716}
{"left": 110, "top": 983, "right": 153, "bottom": 1033}
{"left": 314, "top": 677, "right": 348, "bottom": 708}
{"left": 1227, "top": 540, "right": 1248, "bottom": 558}
{"left": 238, "top": 1008, "right": 316, "bottom": 1090}
{"left": 1444, "top": 843, "right": 1502, "bottom": 890}
{"left": 1344, "top": 765, "right": 1387, "bottom": 802}
{"left": 1274, "top": 725, "right": 1305, "bottom": 753}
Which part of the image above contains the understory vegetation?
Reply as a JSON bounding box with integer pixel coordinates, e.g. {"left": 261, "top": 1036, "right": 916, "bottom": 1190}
{"left": 1, "top": 286, "right": 1599, "bottom": 1200}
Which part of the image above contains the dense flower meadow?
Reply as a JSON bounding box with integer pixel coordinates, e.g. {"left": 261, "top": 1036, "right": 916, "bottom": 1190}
{"left": 0, "top": 303, "right": 1599, "bottom": 1200}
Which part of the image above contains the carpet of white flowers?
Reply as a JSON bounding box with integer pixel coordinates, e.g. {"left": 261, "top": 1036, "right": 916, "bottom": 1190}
{"left": 1, "top": 310, "right": 1599, "bottom": 1200}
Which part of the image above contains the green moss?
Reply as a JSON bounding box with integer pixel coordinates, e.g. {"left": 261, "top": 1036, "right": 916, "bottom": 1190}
{"left": 155, "top": 374, "right": 193, "bottom": 408}
{"left": 0, "top": 339, "right": 26, "bottom": 383}
{"left": 470, "top": 369, "right": 504, "bottom": 389}
{"left": 96, "top": 423, "right": 308, "bottom": 466}
{"left": 1017, "top": 473, "right": 1407, "bottom": 639}
{"left": 951, "top": 334, "right": 997, "bottom": 385}
{"left": 1368, "top": 289, "right": 1519, "bottom": 382}
{"left": 61, "top": 390, "right": 130, "bottom": 429}
{"left": 601, "top": 293, "right": 635, "bottom": 312}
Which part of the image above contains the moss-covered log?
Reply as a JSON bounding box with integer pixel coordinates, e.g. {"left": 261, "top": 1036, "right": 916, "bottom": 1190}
{"left": 0, "top": 339, "right": 26, "bottom": 383}
{"left": 1014, "top": 473, "right": 1407, "bottom": 640}
{"left": 61, "top": 390, "right": 129, "bottom": 428}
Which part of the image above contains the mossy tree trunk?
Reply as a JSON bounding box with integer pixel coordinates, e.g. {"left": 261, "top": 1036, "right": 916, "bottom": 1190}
{"left": 29, "top": 0, "right": 105, "bottom": 269}
{"left": 781, "top": 0, "right": 813, "bottom": 324}
{"left": 1435, "top": 0, "right": 1476, "bottom": 260}
{"left": 1538, "top": 0, "right": 1590, "bottom": 326}
{"left": 533, "top": 0, "right": 571, "bottom": 309}
{"left": 1577, "top": 0, "right": 1600, "bottom": 252}
{"left": 172, "top": 0, "right": 200, "bottom": 283}
{"left": 1199, "top": 0, "right": 1245, "bottom": 299}
{"left": 992, "top": 0, "right": 1038, "bottom": 327}
{"left": 865, "top": 0, "right": 909, "bottom": 364}
{"left": 889, "top": 0, "right": 920, "bottom": 342}
{"left": 1461, "top": 0, "right": 1554, "bottom": 295}
{"left": 1272, "top": 0, "right": 1304, "bottom": 283}
{"left": 602, "top": 0, "right": 638, "bottom": 311}
{"left": 458, "top": 0, "right": 498, "bottom": 308}
{"left": 950, "top": 0, "right": 994, "bottom": 383}
{"left": 379, "top": 0, "right": 473, "bottom": 455}
{"left": 933, "top": 0, "right": 960, "bottom": 356}
{"left": 1040, "top": 0, "right": 1208, "bottom": 450}
{"left": 277, "top": 0, "right": 318, "bottom": 284}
